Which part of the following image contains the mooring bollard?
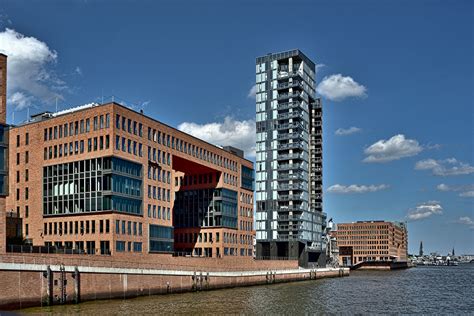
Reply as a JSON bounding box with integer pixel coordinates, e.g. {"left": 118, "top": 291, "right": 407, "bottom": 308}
{"left": 73, "top": 266, "right": 80, "bottom": 304}
{"left": 43, "top": 265, "right": 53, "bottom": 306}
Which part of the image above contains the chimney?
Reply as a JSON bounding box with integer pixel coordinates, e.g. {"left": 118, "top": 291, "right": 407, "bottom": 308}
{"left": 0, "top": 54, "right": 6, "bottom": 124}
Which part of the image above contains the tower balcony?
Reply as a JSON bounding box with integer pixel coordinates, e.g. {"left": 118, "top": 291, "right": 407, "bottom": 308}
{"left": 277, "top": 133, "right": 305, "bottom": 141}
{"left": 277, "top": 183, "right": 306, "bottom": 191}
{"left": 277, "top": 153, "right": 305, "bottom": 161}
{"left": 277, "top": 91, "right": 304, "bottom": 101}
{"left": 277, "top": 122, "right": 305, "bottom": 130}
{"left": 277, "top": 172, "right": 305, "bottom": 181}
{"left": 277, "top": 111, "right": 304, "bottom": 120}
{"left": 277, "top": 101, "right": 303, "bottom": 111}
{"left": 277, "top": 81, "right": 303, "bottom": 90}
{"left": 277, "top": 142, "right": 304, "bottom": 150}
{"left": 277, "top": 163, "right": 304, "bottom": 171}
{"left": 278, "top": 193, "right": 305, "bottom": 201}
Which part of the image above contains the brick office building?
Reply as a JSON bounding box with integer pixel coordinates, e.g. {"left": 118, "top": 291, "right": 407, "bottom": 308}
{"left": 332, "top": 221, "right": 408, "bottom": 266}
{"left": 0, "top": 54, "right": 9, "bottom": 254}
{"left": 6, "top": 99, "right": 255, "bottom": 258}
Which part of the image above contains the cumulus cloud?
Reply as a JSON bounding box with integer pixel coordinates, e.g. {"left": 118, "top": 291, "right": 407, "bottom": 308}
{"left": 315, "top": 63, "right": 326, "bottom": 71}
{"left": 247, "top": 84, "right": 257, "bottom": 99}
{"left": 407, "top": 201, "right": 443, "bottom": 221}
{"left": 457, "top": 216, "right": 474, "bottom": 229}
{"left": 327, "top": 184, "right": 389, "bottom": 194}
{"left": 415, "top": 158, "right": 474, "bottom": 176}
{"left": 178, "top": 116, "right": 256, "bottom": 158}
{"left": 335, "top": 126, "right": 361, "bottom": 136}
{"left": 75, "top": 66, "right": 82, "bottom": 76}
{"left": 436, "top": 183, "right": 474, "bottom": 197}
{"left": 316, "top": 74, "right": 367, "bottom": 101}
{"left": 363, "top": 134, "right": 423, "bottom": 163}
{"left": 7, "top": 91, "right": 34, "bottom": 111}
{"left": 0, "top": 28, "right": 66, "bottom": 110}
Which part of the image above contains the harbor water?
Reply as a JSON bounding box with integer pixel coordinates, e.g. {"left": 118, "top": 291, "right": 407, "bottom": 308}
{"left": 20, "top": 264, "right": 474, "bottom": 314}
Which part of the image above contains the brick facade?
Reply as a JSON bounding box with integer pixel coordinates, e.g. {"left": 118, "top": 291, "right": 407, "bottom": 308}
{"left": 6, "top": 102, "right": 254, "bottom": 259}
{"left": 333, "top": 221, "right": 408, "bottom": 266}
{"left": 0, "top": 54, "right": 7, "bottom": 254}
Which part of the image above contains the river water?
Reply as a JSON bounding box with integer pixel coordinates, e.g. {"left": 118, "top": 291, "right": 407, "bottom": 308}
{"left": 20, "top": 264, "right": 474, "bottom": 315}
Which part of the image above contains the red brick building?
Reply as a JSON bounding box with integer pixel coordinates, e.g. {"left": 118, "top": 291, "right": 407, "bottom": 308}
{"left": 0, "top": 54, "right": 8, "bottom": 254}
{"left": 4, "top": 70, "right": 254, "bottom": 258}
{"left": 332, "top": 221, "right": 408, "bottom": 266}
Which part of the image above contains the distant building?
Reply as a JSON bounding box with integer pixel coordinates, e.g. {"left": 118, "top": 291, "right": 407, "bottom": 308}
{"left": 419, "top": 241, "right": 423, "bottom": 257}
{"left": 332, "top": 221, "right": 408, "bottom": 267}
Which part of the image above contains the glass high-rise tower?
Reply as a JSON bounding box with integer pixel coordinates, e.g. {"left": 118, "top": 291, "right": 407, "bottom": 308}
{"left": 255, "top": 50, "right": 325, "bottom": 267}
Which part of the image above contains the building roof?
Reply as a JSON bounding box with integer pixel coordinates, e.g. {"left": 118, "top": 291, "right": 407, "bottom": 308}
{"left": 12, "top": 101, "right": 253, "bottom": 163}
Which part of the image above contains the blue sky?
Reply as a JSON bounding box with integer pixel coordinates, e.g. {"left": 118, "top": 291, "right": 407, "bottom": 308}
{"left": 0, "top": 0, "right": 472, "bottom": 254}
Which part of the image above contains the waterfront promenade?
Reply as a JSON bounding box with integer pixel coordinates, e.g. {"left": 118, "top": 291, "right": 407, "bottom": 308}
{"left": 0, "top": 253, "right": 348, "bottom": 310}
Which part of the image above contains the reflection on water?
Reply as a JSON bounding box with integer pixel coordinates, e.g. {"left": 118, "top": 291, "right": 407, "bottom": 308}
{"left": 21, "top": 264, "right": 474, "bottom": 315}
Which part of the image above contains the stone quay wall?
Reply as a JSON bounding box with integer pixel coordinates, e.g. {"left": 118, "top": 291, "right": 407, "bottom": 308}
{"left": 0, "top": 253, "right": 349, "bottom": 310}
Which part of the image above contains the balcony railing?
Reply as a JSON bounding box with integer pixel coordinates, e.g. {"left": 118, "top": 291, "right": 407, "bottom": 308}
{"left": 278, "top": 193, "right": 305, "bottom": 201}
{"left": 277, "top": 101, "right": 303, "bottom": 111}
{"left": 277, "top": 122, "right": 305, "bottom": 130}
{"left": 277, "top": 142, "right": 304, "bottom": 150}
{"left": 277, "top": 172, "right": 305, "bottom": 181}
{"left": 278, "top": 133, "right": 304, "bottom": 140}
{"left": 277, "top": 81, "right": 303, "bottom": 90}
{"left": 277, "top": 91, "right": 303, "bottom": 100}
{"left": 277, "top": 153, "right": 305, "bottom": 160}
{"left": 278, "top": 163, "right": 304, "bottom": 171}
{"left": 277, "top": 183, "right": 305, "bottom": 191}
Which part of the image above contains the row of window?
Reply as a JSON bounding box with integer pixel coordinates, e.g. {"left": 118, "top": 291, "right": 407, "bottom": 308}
{"left": 15, "top": 151, "right": 29, "bottom": 165}
{"left": 16, "top": 133, "right": 29, "bottom": 147}
{"left": 116, "top": 136, "right": 143, "bottom": 157}
{"left": 147, "top": 185, "right": 171, "bottom": 202}
{"left": 116, "top": 241, "right": 142, "bottom": 252}
{"left": 142, "top": 117, "right": 238, "bottom": 172}
{"left": 147, "top": 204, "right": 171, "bottom": 220}
{"left": 43, "top": 219, "right": 110, "bottom": 235}
{"left": 147, "top": 147, "right": 171, "bottom": 165}
{"left": 44, "top": 135, "right": 110, "bottom": 160}
{"left": 43, "top": 114, "right": 111, "bottom": 142}
{"left": 114, "top": 220, "right": 143, "bottom": 236}
{"left": 148, "top": 166, "right": 171, "bottom": 184}
{"left": 239, "top": 220, "right": 253, "bottom": 232}
{"left": 239, "top": 207, "right": 252, "bottom": 218}
{"left": 177, "top": 232, "right": 250, "bottom": 246}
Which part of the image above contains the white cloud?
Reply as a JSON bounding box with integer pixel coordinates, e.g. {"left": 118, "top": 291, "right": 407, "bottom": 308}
{"left": 415, "top": 158, "right": 474, "bottom": 176}
{"left": 335, "top": 126, "right": 361, "bottom": 136}
{"left": 459, "top": 191, "right": 474, "bottom": 198}
{"left": 363, "top": 134, "right": 423, "bottom": 163}
{"left": 436, "top": 183, "right": 450, "bottom": 191}
{"left": 178, "top": 116, "right": 256, "bottom": 158}
{"left": 315, "top": 63, "right": 326, "bottom": 71}
{"left": 7, "top": 91, "right": 34, "bottom": 111}
{"left": 316, "top": 74, "right": 367, "bottom": 101}
{"left": 75, "top": 66, "right": 82, "bottom": 76}
{"left": 407, "top": 201, "right": 443, "bottom": 221}
{"left": 247, "top": 84, "right": 257, "bottom": 99}
{"left": 0, "top": 28, "right": 66, "bottom": 110}
{"left": 327, "top": 184, "right": 389, "bottom": 194}
{"left": 436, "top": 183, "right": 474, "bottom": 197}
{"left": 457, "top": 216, "right": 474, "bottom": 229}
